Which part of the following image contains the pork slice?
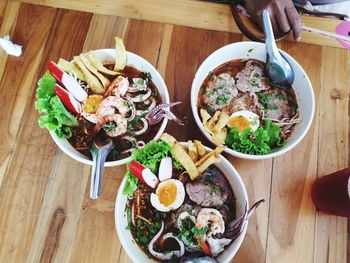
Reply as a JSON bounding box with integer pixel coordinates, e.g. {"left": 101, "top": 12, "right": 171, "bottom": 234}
{"left": 224, "top": 92, "right": 258, "bottom": 115}
{"left": 261, "top": 89, "right": 293, "bottom": 120}
{"left": 186, "top": 181, "right": 229, "bottom": 207}
{"left": 236, "top": 60, "right": 270, "bottom": 93}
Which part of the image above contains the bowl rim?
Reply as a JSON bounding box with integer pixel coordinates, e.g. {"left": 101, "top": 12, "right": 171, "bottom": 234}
{"left": 49, "top": 49, "right": 170, "bottom": 167}
{"left": 115, "top": 142, "right": 249, "bottom": 263}
{"left": 190, "top": 41, "right": 315, "bottom": 160}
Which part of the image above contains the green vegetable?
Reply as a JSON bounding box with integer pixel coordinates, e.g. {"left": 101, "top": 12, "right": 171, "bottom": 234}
{"left": 225, "top": 120, "right": 286, "bottom": 155}
{"left": 35, "top": 72, "right": 78, "bottom": 138}
{"left": 275, "top": 93, "right": 286, "bottom": 100}
{"left": 177, "top": 217, "right": 198, "bottom": 245}
{"left": 123, "top": 141, "right": 173, "bottom": 195}
{"left": 192, "top": 226, "right": 210, "bottom": 237}
{"left": 123, "top": 170, "right": 139, "bottom": 195}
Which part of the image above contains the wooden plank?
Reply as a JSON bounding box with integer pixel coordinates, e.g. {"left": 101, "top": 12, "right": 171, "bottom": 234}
{"left": 313, "top": 47, "right": 349, "bottom": 263}
{"left": 0, "top": 6, "right": 92, "bottom": 263}
{"left": 232, "top": 159, "right": 272, "bottom": 263}
{"left": 24, "top": 9, "right": 92, "bottom": 263}
{"left": 0, "top": 4, "right": 59, "bottom": 262}
{"left": 0, "top": 1, "right": 20, "bottom": 188}
{"left": 0, "top": 0, "right": 8, "bottom": 27}
{"left": 265, "top": 42, "right": 323, "bottom": 262}
{"left": 164, "top": 25, "right": 242, "bottom": 142}
{"left": 13, "top": 0, "right": 345, "bottom": 48}
{"left": 83, "top": 14, "right": 128, "bottom": 52}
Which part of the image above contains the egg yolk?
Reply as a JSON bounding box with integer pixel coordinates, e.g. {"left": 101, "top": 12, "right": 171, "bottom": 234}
{"left": 83, "top": 95, "right": 103, "bottom": 113}
{"left": 227, "top": 115, "right": 250, "bottom": 133}
{"left": 157, "top": 182, "right": 177, "bottom": 206}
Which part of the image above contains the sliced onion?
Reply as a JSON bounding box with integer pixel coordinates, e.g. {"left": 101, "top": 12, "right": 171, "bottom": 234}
{"left": 133, "top": 118, "right": 149, "bottom": 136}
{"left": 127, "top": 88, "right": 152, "bottom": 103}
{"left": 148, "top": 221, "right": 185, "bottom": 260}
{"left": 124, "top": 98, "right": 136, "bottom": 122}
{"left": 136, "top": 97, "right": 157, "bottom": 116}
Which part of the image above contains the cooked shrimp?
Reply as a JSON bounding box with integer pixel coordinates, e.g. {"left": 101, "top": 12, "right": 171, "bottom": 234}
{"left": 95, "top": 96, "right": 130, "bottom": 122}
{"left": 104, "top": 76, "right": 129, "bottom": 97}
{"left": 195, "top": 208, "right": 225, "bottom": 236}
{"left": 100, "top": 114, "right": 127, "bottom": 137}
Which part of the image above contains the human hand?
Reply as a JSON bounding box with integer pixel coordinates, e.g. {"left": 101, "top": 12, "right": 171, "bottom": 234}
{"left": 244, "top": 0, "right": 302, "bottom": 41}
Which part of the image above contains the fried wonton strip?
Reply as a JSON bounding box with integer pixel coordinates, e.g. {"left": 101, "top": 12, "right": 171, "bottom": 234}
{"left": 187, "top": 140, "right": 198, "bottom": 162}
{"left": 58, "top": 58, "right": 84, "bottom": 80}
{"left": 160, "top": 133, "right": 198, "bottom": 180}
{"left": 74, "top": 56, "right": 105, "bottom": 94}
{"left": 214, "top": 111, "right": 229, "bottom": 132}
{"left": 200, "top": 109, "right": 211, "bottom": 126}
{"left": 194, "top": 140, "right": 206, "bottom": 158}
{"left": 197, "top": 156, "right": 221, "bottom": 173}
{"left": 173, "top": 143, "right": 199, "bottom": 180}
{"left": 205, "top": 111, "right": 221, "bottom": 132}
{"left": 160, "top": 133, "right": 177, "bottom": 147}
{"left": 114, "top": 37, "right": 127, "bottom": 71}
{"left": 212, "top": 127, "right": 227, "bottom": 145}
{"left": 79, "top": 54, "right": 111, "bottom": 88}
{"left": 87, "top": 51, "right": 121, "bottom": 75}
{"left": 195, "top": 146, "right": 225, "bottom": 169}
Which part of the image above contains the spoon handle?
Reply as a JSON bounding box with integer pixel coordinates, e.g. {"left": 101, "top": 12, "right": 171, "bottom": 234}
{"left": 90, "top": 146, "right": 101, "bottom": 199}
{"left": 90, "top": 146, "right": 112, "bottom": 199}
{"left": 262, "top": 10, "right": 282, "bottom": 61}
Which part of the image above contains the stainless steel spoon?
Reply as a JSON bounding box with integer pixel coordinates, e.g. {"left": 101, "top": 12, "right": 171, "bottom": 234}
{"left": 262, "top": 10, "right": 294, "bottom": 88}
{"left": 89, "top": 137, "right": 114, "bottom": 200}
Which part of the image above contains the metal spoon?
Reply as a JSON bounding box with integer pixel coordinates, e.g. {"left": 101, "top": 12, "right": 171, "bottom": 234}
{"left": 89, "top": 137, "right": 114, "bottom": 199}
{"left": 262, "top": 10, "right": 294, "bottom": 88}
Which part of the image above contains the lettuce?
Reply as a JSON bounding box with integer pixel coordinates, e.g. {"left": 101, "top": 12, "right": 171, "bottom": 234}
{"left": 225, "top": 120, "right": 286, "bottom": 155}
{"left": 35, "top": 72, "right": 78, "bottom": 138}
{"left": 123, "top": 141, "right": 173, "bottom": 195}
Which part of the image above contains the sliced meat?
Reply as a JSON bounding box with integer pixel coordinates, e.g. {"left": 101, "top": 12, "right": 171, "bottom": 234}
{"left": 259, "top": 89, "right": 294, "bottom": 120}
{"left": 186, "top": 181, "right": 229, "bottom": 207}
{"left": 203, "top": 73, "right": 238, "bottom": 111}
{"left": 202, "top": 166, "right": 232, "bottom": 196}
{"left": 235, "top": 60, "right": 270, "bottom": 93}
{"left": 224, "top": 92, "right": 258, "bottom": 115}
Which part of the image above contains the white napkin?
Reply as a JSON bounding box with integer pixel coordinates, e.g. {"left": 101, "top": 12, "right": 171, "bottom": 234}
{"left": 0, "top": 35, "right": 22, "bottom": 57}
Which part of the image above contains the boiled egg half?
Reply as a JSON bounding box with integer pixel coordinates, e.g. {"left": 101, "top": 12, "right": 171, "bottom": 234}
{"left": 227, "top": 110, "right": 260, "bottom": 133}
{"left": 150, "top": 179, "right": 185, "bottom": 212}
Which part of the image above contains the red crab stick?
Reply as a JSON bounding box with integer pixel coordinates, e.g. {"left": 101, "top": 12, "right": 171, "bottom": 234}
{"left": 48, "top": 61, "right": 87, "bottom": 102}
{"left": 130, "top": 161, "right": 159, "bottom": 189}
{"left": 54, "top": 84, "right": 82, "bottom": 114}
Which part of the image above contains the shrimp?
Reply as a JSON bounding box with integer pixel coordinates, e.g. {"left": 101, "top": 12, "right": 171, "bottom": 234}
{"left": 100, "top": 114, "right": 127, "bottom": 137}
{"left": 95, "top": 96, "right": 131, "bottom": 123}
{"left": 104, "top": 76, "right": 129, "bottom": 97}
{"left": 195, "top": 208, "right": 225, "bottom": 237}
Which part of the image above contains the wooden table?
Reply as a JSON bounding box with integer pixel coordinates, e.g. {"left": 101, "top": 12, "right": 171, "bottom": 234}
{"left": 0, "top": 1, "right": 349, "bottom": 263}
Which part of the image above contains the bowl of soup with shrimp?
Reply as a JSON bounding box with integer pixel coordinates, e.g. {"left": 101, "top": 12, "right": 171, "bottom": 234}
{"left": 191, "top": 42, "right": 314, "bottom": 160}
{"left": 115, "top": 136, "right": 249, "bottom": 263}
{"left": 49, "top": 49, "right": 170, "bottom": 166}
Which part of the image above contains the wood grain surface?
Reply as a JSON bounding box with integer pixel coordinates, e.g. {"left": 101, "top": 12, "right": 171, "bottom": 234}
{"left": 12, "top": 0, "right": 346, "bottom": 48}
{"left": 0, "top": 2, "right": 349, "bottom": 263}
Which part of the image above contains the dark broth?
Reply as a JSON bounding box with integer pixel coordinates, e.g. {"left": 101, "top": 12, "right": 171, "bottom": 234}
{"left": 127, "top": 165, "right": 236, "bottom": 262}
{"left": 68, "top": 65, "right": 162, "bottom": 161}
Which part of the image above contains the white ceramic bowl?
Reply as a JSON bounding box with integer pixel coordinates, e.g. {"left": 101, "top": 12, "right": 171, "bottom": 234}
{"left": 191, "top": 42, "right": 315, "bottom": 160}
{"left": 115, "top": 142, "right": 249, "bottom": 263}
{"left": 50, "top": 49, "right": 170, "bottom": 167}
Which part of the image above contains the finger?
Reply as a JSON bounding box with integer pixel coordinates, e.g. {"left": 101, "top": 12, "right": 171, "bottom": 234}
{"left": 286, "top": 6, "right": 302, "bottom": 41}
{"left": 276, "top": 8, "right": 291, "bottom": 33}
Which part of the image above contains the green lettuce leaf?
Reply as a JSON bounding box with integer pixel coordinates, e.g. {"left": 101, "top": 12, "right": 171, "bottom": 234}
{"left": 35, "top": 71, "right": 77, "bottom": 138}
{"left": 225, "top": 120, "right": 286, "bottom": 155}
{"left": 123, "top": 141, "right": 173, "bottom": 195}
